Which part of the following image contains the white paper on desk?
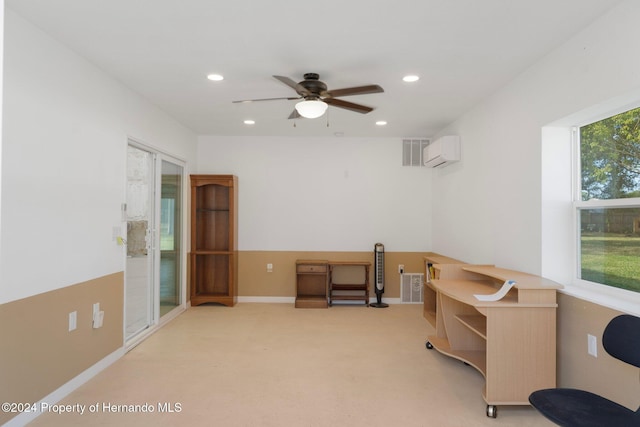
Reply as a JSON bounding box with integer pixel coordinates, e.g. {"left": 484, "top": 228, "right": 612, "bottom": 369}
{"left": 474, "top": 280, "right": 517, "bottom": 301}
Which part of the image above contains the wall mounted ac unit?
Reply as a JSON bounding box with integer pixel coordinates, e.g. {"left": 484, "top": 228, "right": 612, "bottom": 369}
{"left": 423, "top": 135, "right": 460, "bottom": 168}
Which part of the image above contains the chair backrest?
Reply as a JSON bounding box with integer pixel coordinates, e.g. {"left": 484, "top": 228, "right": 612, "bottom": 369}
{"left": 602, "top": 314, "right": 640, "bottom": 368}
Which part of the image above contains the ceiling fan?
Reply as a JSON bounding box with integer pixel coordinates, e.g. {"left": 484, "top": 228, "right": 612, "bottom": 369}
{"left": 233, "top": 73, "right": 384, "bottom": 119}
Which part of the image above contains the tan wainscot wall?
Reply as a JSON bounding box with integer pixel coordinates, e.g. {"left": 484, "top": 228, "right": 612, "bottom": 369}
{"left": 0, "top": 273, "right": 124, "bottom": 425}
{"left": 234, "top": 250, "right": 426, "bottom": 300}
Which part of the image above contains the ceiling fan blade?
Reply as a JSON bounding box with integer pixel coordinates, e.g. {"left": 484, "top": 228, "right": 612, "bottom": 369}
{"left": 273, "top": 75, "right": 299, "bottom": 89}
{"left": 325, "top": 84, "right": 384, "bottom": 98}
{"left": 273, "top": 75, "right": 312, "bottom": 97}
{"left": 288, "top": 109, "right": 301, "bottom": 120}
{"left": 232, "top": 96, "right": 300, "bottom": 103}
{"left": 324, "top": 98, "right": 374, "bottom": 114}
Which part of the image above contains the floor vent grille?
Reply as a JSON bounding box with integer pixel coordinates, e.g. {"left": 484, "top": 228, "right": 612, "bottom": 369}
{"left": 401, "top": 273, "right": 424, "bottom": 303}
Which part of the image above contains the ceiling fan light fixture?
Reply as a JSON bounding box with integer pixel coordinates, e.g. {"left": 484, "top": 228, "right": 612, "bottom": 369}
{"left": 295, "top": 99, "right": 328, "bottom": 119}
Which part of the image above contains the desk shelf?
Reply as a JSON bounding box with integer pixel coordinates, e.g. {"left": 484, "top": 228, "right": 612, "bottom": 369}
{"left": 295, "top": 295, "right": 328, "bottom": 309}
{"left": 456, "top": 314, "right": 487, "bottom": 340}
{"left": 422, "top": 253, "right": 466, "bottom": 328}
{"left": 427, "top": 336, "right": 487, "bottom": 376}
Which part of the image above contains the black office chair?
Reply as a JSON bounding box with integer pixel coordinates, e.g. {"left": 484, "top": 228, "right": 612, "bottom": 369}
{"left": 529, "top": 314, "right": 640, "bottom": 427}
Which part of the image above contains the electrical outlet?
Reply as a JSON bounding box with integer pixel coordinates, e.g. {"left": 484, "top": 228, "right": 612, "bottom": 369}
{"left": 398, "top": 264, "right": 404, "bottom": 274}
{"left": 267, "top": 263, "right": 273, "bottom": 273}
{"left": 588, "top": 334, "right": 597, "bottom": 357}
{"left": 93, "top": 302, "right": 104, "bottom": 329}
{"left": 68, "top": 311, "right": 77, "bottom": 332}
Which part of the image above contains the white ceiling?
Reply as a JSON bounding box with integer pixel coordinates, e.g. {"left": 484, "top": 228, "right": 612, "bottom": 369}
{"left": 6, "top": 0, "right": 622, "bottom": 138}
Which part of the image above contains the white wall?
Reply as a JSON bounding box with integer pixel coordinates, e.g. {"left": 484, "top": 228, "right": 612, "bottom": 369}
{"left": 431, "top": 0, "right": 640, "bottom": 277}
{"left": 197, "top": 136, "right": 432, "bottom": 252}
{"left": 0, "top": 10, "right": 197, "bottom": 304}
{"left": 5, "top": 0, "right": 637, "bottom": 303}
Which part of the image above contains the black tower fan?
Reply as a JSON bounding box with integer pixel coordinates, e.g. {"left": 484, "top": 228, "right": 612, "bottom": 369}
{"left": 370, "top": 243, "right": 389, "bottom": 308}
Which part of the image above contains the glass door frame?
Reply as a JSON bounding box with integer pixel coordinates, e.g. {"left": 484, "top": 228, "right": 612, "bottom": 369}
{"left": 156, "top": 158, "right": 185, "bottom": 319}
{"left": 125, "top": 138, "right": 187, "bottom": 350}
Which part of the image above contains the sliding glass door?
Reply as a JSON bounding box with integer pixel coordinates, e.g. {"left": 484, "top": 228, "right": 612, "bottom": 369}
{"left": 125, "top": 145, "right": 154, "bottom": 340}
{"left": 159, "top": 160, "right": 182, "bottom": 317}
{"left": 126, "top": 141, "right": 185, "bottom": 345}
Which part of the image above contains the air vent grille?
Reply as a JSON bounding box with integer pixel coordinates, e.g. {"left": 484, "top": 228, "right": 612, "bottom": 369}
{"left": 402, "top": 139, "right": 429, "bottom": 166}
{"left": 401, "top": 273, "right": 424, "bottom": 303}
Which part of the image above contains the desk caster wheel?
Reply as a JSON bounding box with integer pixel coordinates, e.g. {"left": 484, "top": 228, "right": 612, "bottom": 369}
{"left": 426, "top": 341, "right": 433, "bottom": 350}
{"left": 486, "top": 405, "right": 497, "bottom": 418}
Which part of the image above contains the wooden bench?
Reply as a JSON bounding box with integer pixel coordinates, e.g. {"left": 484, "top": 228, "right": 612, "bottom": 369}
{"left": 328, "top": 261, "right": 371, "bottom": 306}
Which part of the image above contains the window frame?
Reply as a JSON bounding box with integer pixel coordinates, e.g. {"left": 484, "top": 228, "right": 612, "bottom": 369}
{"left": 571, "top": 118, "right": 640, "bottom": 304}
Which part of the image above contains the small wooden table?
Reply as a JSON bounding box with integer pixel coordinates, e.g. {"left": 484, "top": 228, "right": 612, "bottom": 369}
{"left": 295, "top": 260, "right": 329, "bottom": 308}
{"left": 328, "top": 261, "right": 371, "bottom": 306}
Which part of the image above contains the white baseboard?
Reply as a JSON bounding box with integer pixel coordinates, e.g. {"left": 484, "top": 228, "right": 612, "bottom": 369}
{"left": 3, "top": 348, "right": 125, "bottom": 427}
{"left": 237, "top": 296, "right": 295, "bottom": 303}
{"left": 237, "top": 296, "right": 401, "bottom": 305}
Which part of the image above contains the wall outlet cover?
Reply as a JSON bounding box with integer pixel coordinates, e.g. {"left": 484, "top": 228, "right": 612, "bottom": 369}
{"left": 588, "top": 334, "right": 597, "bottom": 357}
{"left": 93, "top": 311, "right": 104, "bottom": 329}
{"left": 68, "top": 311, "right": 77, "bottom": 332}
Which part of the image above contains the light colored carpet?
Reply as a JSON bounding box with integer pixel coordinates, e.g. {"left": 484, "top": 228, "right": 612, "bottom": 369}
{"left": 29, "top": 303, "right": 553, "bottom": 426}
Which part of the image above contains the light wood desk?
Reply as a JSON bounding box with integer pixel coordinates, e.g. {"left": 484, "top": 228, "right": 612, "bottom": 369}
{"left": 426, "top": 265, "right": 562, "bottom": 418}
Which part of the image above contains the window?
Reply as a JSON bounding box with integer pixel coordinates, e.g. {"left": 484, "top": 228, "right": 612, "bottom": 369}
{"left": 576, "top": 106, "right": 640, "bottom": 293}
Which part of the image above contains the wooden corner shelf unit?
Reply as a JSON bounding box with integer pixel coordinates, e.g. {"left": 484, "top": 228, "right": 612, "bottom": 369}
{"left": 189, "top": 175, "right": 238, "bottom": 307}
{"left": 424, "top": 261, "right": 561, "bottom": 418}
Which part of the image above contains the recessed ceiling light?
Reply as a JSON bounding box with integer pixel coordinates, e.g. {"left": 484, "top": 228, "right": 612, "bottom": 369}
{"left": 376, "top": 121, "right": 387, "bottom": 126}
{"left": 402, "top": 75, "right": 420, "bottom": 83}
{"left": 243, "top": 119, "right": 255, "bottom": 125}
{"left": 207, "top": 74, "right": 224, "bottom": 81}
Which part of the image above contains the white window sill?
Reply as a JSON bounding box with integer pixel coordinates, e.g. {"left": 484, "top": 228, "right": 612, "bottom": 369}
{"left": 559, "top": 281, "right": 640, "bottom": 317}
